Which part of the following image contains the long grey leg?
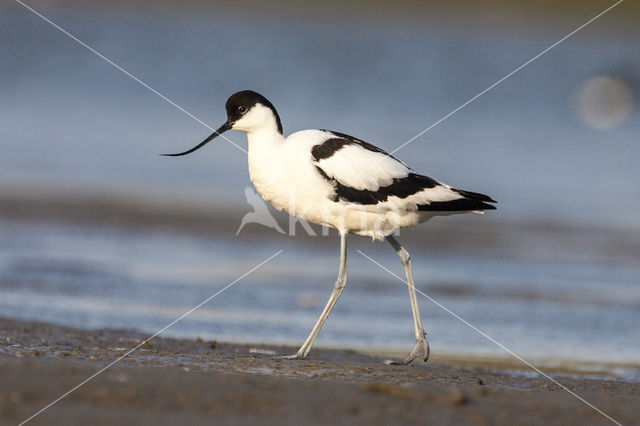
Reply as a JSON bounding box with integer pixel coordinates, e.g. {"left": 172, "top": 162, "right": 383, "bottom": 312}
{"left": 284, "top": 232, "right": 348, "bottom": 359}
{"left": 386, "top": 235, "right": 430, "bottom": 364}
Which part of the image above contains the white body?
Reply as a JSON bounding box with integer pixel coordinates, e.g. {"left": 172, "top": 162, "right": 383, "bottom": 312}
{"left": 241, "top": 105, "right": 474, "bottom": 240}
{"left": 169, "top": 91, "right": 494, "bottom": 363}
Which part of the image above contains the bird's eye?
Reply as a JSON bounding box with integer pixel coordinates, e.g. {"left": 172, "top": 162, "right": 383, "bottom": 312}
{"left": 237, "top": 106, "right": 247, "bottom": 114}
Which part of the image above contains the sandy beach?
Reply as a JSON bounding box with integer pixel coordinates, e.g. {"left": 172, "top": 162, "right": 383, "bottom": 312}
{"left": 1, "top": 317, "right": 637, "bottom": 426}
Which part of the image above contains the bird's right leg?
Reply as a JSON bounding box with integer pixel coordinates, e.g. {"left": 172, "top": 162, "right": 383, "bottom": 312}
{"left": 386, "top": 235, "right": 430, "bottom": 365}
{"left": 283, "top": 232, "right": 347, "bottom": 360}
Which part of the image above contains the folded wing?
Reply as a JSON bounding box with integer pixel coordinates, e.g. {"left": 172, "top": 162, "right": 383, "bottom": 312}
{"left": 312, "top": 130, "right": 496, "bottom": 212}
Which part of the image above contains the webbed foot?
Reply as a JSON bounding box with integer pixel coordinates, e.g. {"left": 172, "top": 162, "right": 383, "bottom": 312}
{"left": 281, "top": 351, "right": 307, "bottom": 360}
{"left": 389, "top": 335, "right": 430, "bottom": 365}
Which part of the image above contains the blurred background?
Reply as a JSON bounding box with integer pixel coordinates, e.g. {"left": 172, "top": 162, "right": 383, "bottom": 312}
{"left": 1, "top": 0, "right": 638, "bottom": 373}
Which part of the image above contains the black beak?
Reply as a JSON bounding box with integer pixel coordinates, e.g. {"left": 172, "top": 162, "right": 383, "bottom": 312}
{"left": 161, "top": 122, "right": 231, "bottom": 157}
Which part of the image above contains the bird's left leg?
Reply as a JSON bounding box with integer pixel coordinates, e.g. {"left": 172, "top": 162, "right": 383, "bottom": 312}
{"left": 386, "top": 235, "right": 430, "bottom": 364}
{"left": 283, "top": 232, "right": 348, "bottom": 360}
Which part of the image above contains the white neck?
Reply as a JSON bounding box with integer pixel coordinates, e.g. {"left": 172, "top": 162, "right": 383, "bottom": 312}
{"left": 245, "top": 124, "right": 288, "bottom": 209}
{"left": 247, "top": 126, "right": 285, "bottom": 154}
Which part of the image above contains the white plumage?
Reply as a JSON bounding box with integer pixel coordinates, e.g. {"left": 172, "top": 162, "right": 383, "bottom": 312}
{"left": 244, "top": 124, "right": 493, "bottom": 240}
{"left": 164, "top": 90, "right": 496, "bottom": 364}
{"left": 315, "top": 138, "right": 409, "bottom": 191}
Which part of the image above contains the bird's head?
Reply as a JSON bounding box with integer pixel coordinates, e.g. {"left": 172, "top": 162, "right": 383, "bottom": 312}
{"left": 162, "top": 90, "right": 282, "bottom": 157}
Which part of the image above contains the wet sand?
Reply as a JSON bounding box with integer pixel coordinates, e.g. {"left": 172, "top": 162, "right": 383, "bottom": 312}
{"left": 1, "top": 317, "right": 637, "bottom": 425}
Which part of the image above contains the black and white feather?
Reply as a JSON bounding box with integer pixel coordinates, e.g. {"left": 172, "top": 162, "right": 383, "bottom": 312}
{"left": 165, "top": 90, "right": 497, "bottom": 362}
{"left": 311, "top": 130, "right": 496, "bottom": 213}
{"left": 166, "top": 90, "right": 496, "bottom": 240}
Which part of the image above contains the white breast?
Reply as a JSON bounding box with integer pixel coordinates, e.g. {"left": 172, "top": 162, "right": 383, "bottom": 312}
{"left": 247, "top": 130, "right": 336, "bottom": 226}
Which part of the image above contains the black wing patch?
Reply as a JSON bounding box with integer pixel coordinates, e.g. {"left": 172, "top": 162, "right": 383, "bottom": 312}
{"left": 418, "top": 187, "right": 497, "bottom": 212}
{"left": 417, "top": 198, "right": 496, "bottom": 212}
{"left": 316, "top": 167, "right": 439, "bottom": 205}
{"left": 312, "top": 130, "right": 497, "bottom": 212}
{"left": 312, "top": 138, "right": 378, "bottom": 161}
{"left": 451, "top": 188, "right": 497, "bottom": 203}
{"left": 311, "top": 130, "right": 404, "bottom": 164}
{"left": 311, "top": 130, "right": 437, "bottom": 205}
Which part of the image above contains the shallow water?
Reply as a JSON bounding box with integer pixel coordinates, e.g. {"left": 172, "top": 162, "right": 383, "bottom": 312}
{"left": 1, "top": 220, "right": 638, "bottom": 367}
{"left": 1, "top": 5, "right": 639, "bottom": 227}
{"left": 0, "top": 6, "right": 639, "bottom": 371}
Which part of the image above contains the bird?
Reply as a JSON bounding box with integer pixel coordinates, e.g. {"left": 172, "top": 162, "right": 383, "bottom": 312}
{"left": 236, "top": 186, "right": 286, "bottom": 235}
{"left": 163, "top": 90, "right": 496, "bottom": 364}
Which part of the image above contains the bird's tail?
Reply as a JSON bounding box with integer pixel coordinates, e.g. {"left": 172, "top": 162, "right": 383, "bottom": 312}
{"left": 453, "top": 187, "right": 497, "bottom": 213}
{"left": 417, "top": 187, "right": 497, "bottom": 213}
{"left": 451, "top": 188, "right": 497, "bottom": 204}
